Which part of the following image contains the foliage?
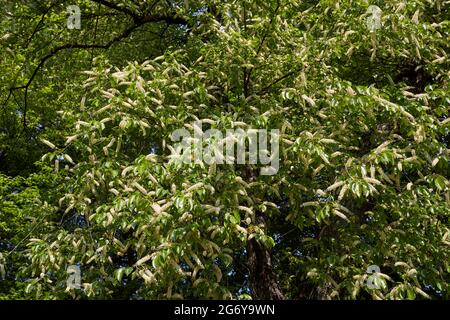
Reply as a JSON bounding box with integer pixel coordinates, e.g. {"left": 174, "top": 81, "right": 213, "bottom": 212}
{"left": 0, "top": 0, "right": 449, "bottom": 300}
{"left": 0, "top": 164, "right": 62, "bottom": 299}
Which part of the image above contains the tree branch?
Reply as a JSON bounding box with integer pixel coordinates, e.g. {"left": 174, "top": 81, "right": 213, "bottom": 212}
{"left": 257, "top": 68, "right": 301, "bottom": 95}
{"left": 3, "top": 10, "right": 187, "bottom": 129}
{"left": 90, "top": 0, "right": 140, "bottom": 20}
{"left": 244, "top": 0, "right": 281, "bottom": 97}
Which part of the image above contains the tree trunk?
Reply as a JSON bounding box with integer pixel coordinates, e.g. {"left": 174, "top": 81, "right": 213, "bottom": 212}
{"left": 247, "top": 215, "right": 285, "bottom": 300}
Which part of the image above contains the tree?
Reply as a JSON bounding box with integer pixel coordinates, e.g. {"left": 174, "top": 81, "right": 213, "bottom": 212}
{"left": 0, "top": 164, "right": 62, "bottom": 299}
{"left": 1, "top": 0, "right": 449, "bottom": 300}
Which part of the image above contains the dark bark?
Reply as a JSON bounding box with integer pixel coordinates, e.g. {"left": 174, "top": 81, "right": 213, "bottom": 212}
{"left": 247, "top": 215, "right": 285, "bottom": 300}
{"left": 241, "top": 166, "right": 285, "bottom": 300}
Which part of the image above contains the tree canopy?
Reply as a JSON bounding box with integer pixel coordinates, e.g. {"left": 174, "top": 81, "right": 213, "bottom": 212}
{"left": 0, "top": 0, "right": 449, "bottom": 300}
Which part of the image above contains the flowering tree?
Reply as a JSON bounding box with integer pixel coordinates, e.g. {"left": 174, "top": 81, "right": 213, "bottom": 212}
{"left": 1, "top": 0, "right": 449, "bottom": 299}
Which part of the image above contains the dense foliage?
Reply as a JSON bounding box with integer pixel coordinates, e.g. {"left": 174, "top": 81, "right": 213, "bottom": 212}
{"left": 1, "top": 0, "right": 449, "bottom": 300}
